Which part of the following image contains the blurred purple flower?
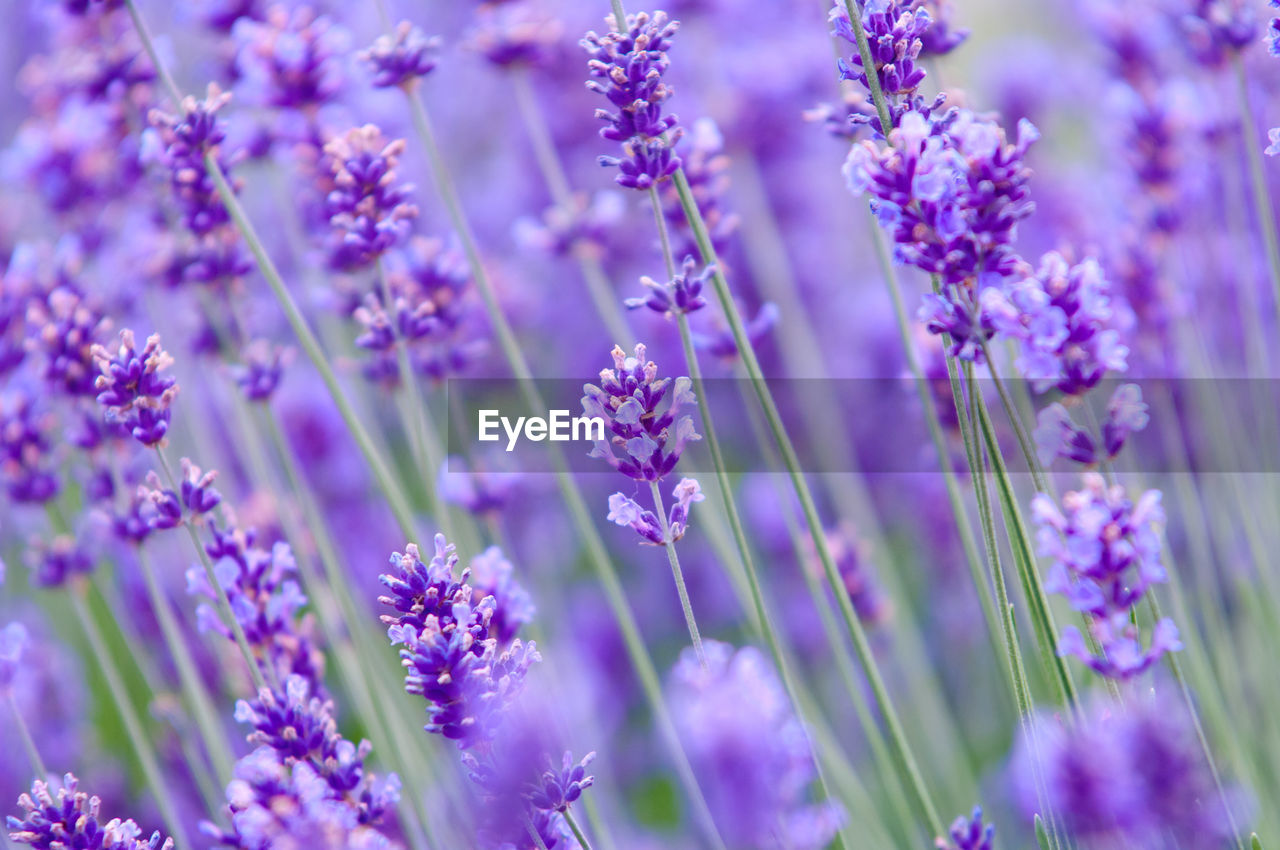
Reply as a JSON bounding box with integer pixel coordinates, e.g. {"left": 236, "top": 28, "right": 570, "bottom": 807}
{"left": 360, "top": 22, "right": 439, "bottom": 89}
{"left": 936, "top": 806, "right": 993, "bottom": 850}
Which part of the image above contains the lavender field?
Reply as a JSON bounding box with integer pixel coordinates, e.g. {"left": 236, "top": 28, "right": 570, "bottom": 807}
{"left": 2, "top": 0, "right": 1279, "bottom": 848}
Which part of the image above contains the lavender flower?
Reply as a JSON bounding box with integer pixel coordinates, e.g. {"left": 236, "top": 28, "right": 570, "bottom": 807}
{"left": 607, "top": 477, "right": 704, "bottom": 545}
{"left": 323, "top": 126, "right": 418, "bottom": 271}
{"left": 659, "top": 117, "right": 737, "bottom": 259}
{"left": 25, "top": 287, "right": 110, "bottom": 398}
{"left": 527, "top": 752, "right": 597, "bottom": 814}
{"left": 584, "top": 11, "right": 683, "bottom": 189}
{"left": 26, "top": 535, "right": 93, "bottom": 588}
{"left": 1033, "top": 473, "right": 1181, "bottom": 680}
{"left": 232, "top": 6, "right": 345, "bottom": 112}
{"left": 515, "top": 191, "right": 625, "bottom": 257}
{"left": 207, "top": 748, "right": 396, "bottom": 850}
{"left": 581, "top": 344, "right": 701, "bottom": 481}
{"left": 1034, "top": 384, "right": 1150, "bottom": 468}
{"left": 439, "top": 455, "right": 520, "bottom": 516}
{"left": 468, "top": 546, "right": 536, "bottom": 646}
{"left": 468, "top": 2, "right": 563, "bottom": 69}
{"left": 917, "top": 0, "right": 969, "bottom": 56}
{"left": 188, "top": 519, "right": 324, "bottom": 686}
{"left": 232, "top": 675, "right": 398, "bottom": 826}
{"left": 233, "top": 341, "right": 288, "bottom": 402}
{"left": 92, "top": 329, "right": 179, "bottom": 447}
{"left": 145, "top": 85, "right": 235, "bottom": 239}
{"left": 625, "top": 255, "right": 711, "bottom": 317}
{"left": 806, "top": 526, "right": 890, "bottom": 626}
{"left": 0, "top": 392, "right": 60, "bottom": 504}
{"left": 831, "top": 0, "right": 931, "bottom": 108}
{"left": 936, "top": 806, "right": 993, "bottom": 850}
{"left": 667, "top": 641, "right": 843, "bottom": 849}
{"left": 7, "top": 774, "right": 173, "bottom": 849}
{"left": 1178, "top": 0, "right": 1258, "bottom": 66}
{"left": 844, "top": 109, "right": 1039, "bottom": 358}
{"left": 1013, "top": 694, "right": 1234, "bottom": 847}
{"left": 359, "top": 22, "right": 439, "bottom": 89}
{"left": 983, "top": 253, "right": 1128, "bottom": 396}
{"left": 380, "top": 535, "right": 538, "bottom": 748}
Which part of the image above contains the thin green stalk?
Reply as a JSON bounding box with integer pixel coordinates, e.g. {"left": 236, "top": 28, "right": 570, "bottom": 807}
{"left": 7, "top": 692, "right": 48, "bottom": 779}
{"left": 510, "top": 67, "right": 632, "bottom": 347}
{"left": 649, "top": 480, "right": 707, "bottom": 666}
{"left": 401, "top": 84, "right": 727, "bottom": 850}
{"left": 155, "top": 449, "right": 271, "bottom": 694}
{"left": 977, "top": 338, "right": 1047, "bottom": 493}
{"left": 839, "top": 0, "right": 894, "bottom": 133}
{"left": 134, "top": 547, "right": 235, "bottom": 783}
{"left": 669, "top": 166, "right": 944, "bottom": 836}
{"left": 564, "top": 810, "right": 594, "bottom": 850}
{"left": 70, "top": 583, "right": 192, "bottom": 850}
{"left": 1233, "top": 56, "right": 1280, "bottom": 331}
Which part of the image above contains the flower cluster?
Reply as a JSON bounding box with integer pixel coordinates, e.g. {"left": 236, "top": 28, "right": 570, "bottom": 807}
{"left": 26, "top": 286, "right": 110, "bottom": 399}
{"left": 7, "top": 775, "right": 172, "bottom": 850}
{"left": 188, "top": 517, "right": 325, "bottom": 686}
{"left": 468, "top": 2, "right": 563, "bottom": 69}
{"left": 831, "top": 0, "right": 931, "bottom": 109}
{"left": 92, "top": 329, "right": 179, "bottom": 447}
{"left": 1032, "top": 473, "right": 1181, "bottom": 680}
{"left": 232, "top": 6, "right": 345, "bottom": 113}
{"left": 607, "top": 477, "right": 704, "bottom": 545}
{"left": 584, "top": 11, "right": 683, "bottom": 189}
{"left": 936, "top": 807, "right": 994, "bottom": 850}
{"left": 1033, "top": 384, "right": 1149, "bottom": 468}
{"left": 359, "top": 21, "right": 439, "bottom": 89}
{"left": 668, "top": 641, "right": 843, "bottom": 849}
{"left": 844, "top": 110, "right": 1039, "bottom": 358}
{"left": 207, "top": 748, "right": 395, "bottom": 850}
{"left": 626, "top": 255, "right": 711, "bottom": 317}
{"left": 25, "top": 535, "right": 94, "bottom": 588}
{"left": 581, "top": 344, "right": 701, "bottom": 481}
{"left": 659, "top": 118, "right": 737, "bottom": 259}
{"left": 1014, "top": 696, "right": 1233, "bottom": 846}
{"left": 146, "top": 86, "right": 234, "bottom": 239}
{"left": 323, "top": 125, "right": 418, "bottom": 271}
{"left": 352, "top": 239, "right": 483, "bottom": 385}
{"left": 0, "top": 391, "right": 60, "bottom": 504}
{"left": 231, "top": 675, "right": 400, "bottom": 827}
{"left": 983, "top": 252, "right": 1128, "bottom": 396}
{"left": 1178, "top": 0, "right": 1258, "bottom": 67}
{"left": 379, "top": 535, "right": 537, "bottom": 747}
{"left": 233, "top": 340, "right": 288, "bottom": 402}
{"left": 807, "top": 526, "right": 890, "bottom": 626}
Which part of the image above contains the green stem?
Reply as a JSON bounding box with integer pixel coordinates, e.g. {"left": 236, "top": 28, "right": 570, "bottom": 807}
{"left": 134, "top": 547, "right": 235, "bottom": 783}
{"left": 1233, "top": 55, "right": 1280, "bottom": 332}
{"left": 6, "top": 692, "right": 48, "bottom": 780}
{"left": 840, "top": 0, "right": 894, "bottom": 133}
{"left": 402, "top": 85, "right": 727, "bottom": 850}
{"left": 563, "top": 810, "right": 594, "bottom": 850}
{"left": 71, "top": 583, "right": 192, "bottom": 850}
{"left": 977, "top": 338, "right": 1047, "bottom": 493}
{"left": 669, "top": 166, "right": 943, "bottom": 836}
{"left": 649, "top": 481, "right": 706, "bottom": 666}
{"left": 156, "top": 450, "right": 272, "bottom": 694}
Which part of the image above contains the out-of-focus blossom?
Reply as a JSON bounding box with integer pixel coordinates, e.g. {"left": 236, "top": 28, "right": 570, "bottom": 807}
{"left": 936, "top": 806, "right": 994, "bottom": 850}
{"left": 1033, "top": 473, "right": 1180, "bottom": 680}
{"left": 468, "top": 1, "right": 563, "bottom": 69}
{"left": 92, "top": 329, "right": 179, "bottom": 447}
{"left": 360, "top": 22, "right": 439, "bottom": 89}
{"left": 233, "top": 341, "right": 289, "bottom": 402}
{"left": 1013, "top": 694, "right": 1234, "bottom": 847}
{"left": 660, "top": 117, "right": 737, "bottom": 259}
{"left": 26, "top": 286, "right": 109, "bottom": 399}
{"left": 0, "top": 392, "right": 60, "bottom": 504}
{"left": 232, "top": 6, "right": 346, "bottom": 112}
{"left": 667, "top": 641, "right": 843, "bottom": 849}
{"left": 25, "top": 535, "right": 94, "bottom": 588}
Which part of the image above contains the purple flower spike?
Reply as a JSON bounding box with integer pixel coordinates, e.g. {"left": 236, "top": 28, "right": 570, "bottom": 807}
{"left": 232, "top": 6, "right": 346, "bottom": 111}
{"left": 0, "top": 392, "right": 60, "bottom": 504}
{"left": 626, "top": 255, "right": 711, "bottom": 317}
{"left": 1103, "top": 383, "right": 1149, "bottom": 458}
{"left": 983, "top": 252, "right": 1128, "bottom": 396}
{"left": 584, "top": 11, "right": 684, "bottom": 189}
{"left": 1033, "top": 403, "right": 1097, "bottom": 468}
{"left": 469, "top": 2, "right": 563, "bottom": 69}
{"left": 234, "top": 341, "right": 289, "bottom": 401}
{"left": 360, "top": 21, "right": 440, "bottom": 89}
{"left": 582, "top": 344, "right": 701, "bottom": 482}
{"left": 146, "top": 84, "right": 235, "bottom": 239}
{"left": 179, "top": 458, "right": 222, "bottom": 516}
{"left": 7, "top": 774, "right": 173, "bottom": 849}
{"left": 27, "top": 535, "right": 93, "bottom": 587}
{"left": 26, "top": 288, "right": 111, "bottom": 399}
{"left": 528, "top": 751, "right": 597, "bottom": 813}
{"left": 1033, "top": 473, "right": 1179, "bottom": 680}
{"left": 0, "top": 622, "right": 28, "bottom": 694}
{"left": 324, "top": 125, "right": 419, "bottom": 271}
{"left": 936, "top": 806, "right": 994, "bottom": 850}
{"left": 92, "top": 329, "right": 179, "bottom": 447}
{"left": 606, "top": 492, "right": 665, "bottom": 545}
